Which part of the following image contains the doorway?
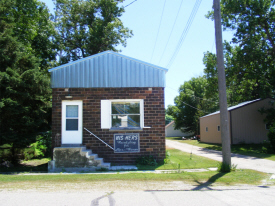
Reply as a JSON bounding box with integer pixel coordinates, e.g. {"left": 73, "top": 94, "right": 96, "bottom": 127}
{"left": 62, "top": 100, "right": 83, "bottom": 144}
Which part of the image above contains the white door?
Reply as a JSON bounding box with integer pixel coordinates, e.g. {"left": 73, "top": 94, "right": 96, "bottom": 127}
{"left": 62, "top": 100, "right": 83, "bottom": 144}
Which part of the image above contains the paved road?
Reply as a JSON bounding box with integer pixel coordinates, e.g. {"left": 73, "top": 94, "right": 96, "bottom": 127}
{"left": 1, "top": 186, "right": 275, "bottom": 206}
{"left": 166, "top": 140, "right": 275, "bottom": 174}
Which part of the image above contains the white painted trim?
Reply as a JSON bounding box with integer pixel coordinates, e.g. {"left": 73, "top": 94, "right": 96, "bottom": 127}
{"left": 101, "top": 99, "right": 144, "bottom": 129}
{"left": 140, "top": 99, "right": 144, "bottom": 128}
{"left": 101, "top": 100, "right": 111, "bottom": 129}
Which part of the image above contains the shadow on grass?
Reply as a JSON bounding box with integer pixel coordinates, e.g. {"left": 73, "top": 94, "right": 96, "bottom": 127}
{"left": 166, "top": 136, "right": 193, "bottom": 141}
{"left": 0, "top": 163, "right": 48, "bottom": 174}
{"left": 168, "top": 137, "right": 275, "bottom": 160}
{"left": 166, "top": 137, "right": 183, "bottom": 140}
{"left": 137, "top": 163, "right": 165, "bottom": 171}
{"left": 190, "top": 172, "right": 227, "bottom": 190}
{"left": 202, "top": 144, "right": 275, "bottom": 160}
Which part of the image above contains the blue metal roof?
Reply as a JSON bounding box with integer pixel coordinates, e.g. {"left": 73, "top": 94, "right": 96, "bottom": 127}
{"left": 48, "top": 51, "right": 168, "bottom": 88}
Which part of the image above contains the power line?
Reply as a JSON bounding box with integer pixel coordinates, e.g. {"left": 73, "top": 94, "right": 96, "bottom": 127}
{"left": 166, "top": 0, "right": 202, "bottom": 68}
{"left": 125, "top": 0, "right": 137, "bottom": 8}
{"left": 150, "top": 0, "right": 167, "bottom": 63}
{"left": 166, "top": 87, "right": 211, "bottom": 113}
{"left": 158, "top": 0, "right": 184, "bottom": 65}
{"left": 166, "top": 0, "right": 202, "bottom": 69}
{"left": 181, "top": 101, "right": 209, "bottom": 113}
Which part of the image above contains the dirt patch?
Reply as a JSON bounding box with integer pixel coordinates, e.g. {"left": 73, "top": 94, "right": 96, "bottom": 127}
{"left": 20, "top": 159, "right": 50, "bottom": 167}
{"left": 165, "top": 146, "right": 174, "bottom": 150}
{"left": 0, "top": 180, "right": 211, "bottom": 192}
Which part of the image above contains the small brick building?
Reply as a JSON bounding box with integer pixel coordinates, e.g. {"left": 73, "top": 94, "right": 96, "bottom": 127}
{"left": 48, "top": 51, "right": 167, "bottom": 166}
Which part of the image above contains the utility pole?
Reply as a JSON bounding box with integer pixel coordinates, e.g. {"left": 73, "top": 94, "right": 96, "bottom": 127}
{"left": 213, "top": 0, "right": 231, "bottom": 166}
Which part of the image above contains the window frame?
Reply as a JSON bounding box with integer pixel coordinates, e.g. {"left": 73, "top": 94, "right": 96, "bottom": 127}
{"left": 101, "top": 99, "right": 144, "bottom": 130}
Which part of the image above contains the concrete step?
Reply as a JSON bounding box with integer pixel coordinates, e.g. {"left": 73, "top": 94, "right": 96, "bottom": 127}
{"left": 101, "top": 163, "right": 111, "bottom": 168}
{"left": 80, "top": 147, "right": 110, "bottom": 169}
{"left": 49, "top": 146, "right": 111, "bottom": 172}
{"left": 87, "top": 153, "right": 98, "bottom": 159}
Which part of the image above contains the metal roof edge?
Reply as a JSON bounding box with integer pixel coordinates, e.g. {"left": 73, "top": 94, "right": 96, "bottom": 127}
{"left": 229, "top": 97, "right": 275, "bottom": 112}
{"left": 200, "top": 111, "right": 220, "bottom": 119}
{"left": 200, "top": 98, "right": 274, "bottom": 119}
{"left": 228, "top": 98, "right": 261, "bottom": 112}
{"left": 48, "top": 51, "right": 168, "bottom": 73}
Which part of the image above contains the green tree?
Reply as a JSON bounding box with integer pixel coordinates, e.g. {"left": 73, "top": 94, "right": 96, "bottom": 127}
{"left": 1, "top": 0, "right": 57, "bottom": 72}
{"left": 54, "top": 0, "right": 133, "bottom": 64}
{"left": 165, "top": 112, "right": 174, "bottom": 125}
{"left": 259, "top": 100, "right": 275, "bottom": 153}
{"left": 205, "top": 0, "right": 275, "bottom": 101}
{"left": 0, "top": 0, "right": 54, "bottom": 162}
{"left": 167, "top": 77, "right": 218, "bottom": 135}
{"left": 203, "top": 44, "right": 258, "bottom": 106}
{"left": 203, "top": 0, "right": 275, "bottom": 152}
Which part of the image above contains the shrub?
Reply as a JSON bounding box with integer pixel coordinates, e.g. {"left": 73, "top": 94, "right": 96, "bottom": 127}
{"left": 164, "top": 151, "right": 171, "bottom": 164}
{"left": 268, "top": 123, "right": 275, "bottom": 153}
{"left": 24, "top": 141, "right": 45, "bottom": 160}
{"left": 262, "top": 140, "right": 274, "bottom": 154}
{"left": 23, "top": 131, "right": 52, "bottom": 160}
{"left": 136, "top": 155, "right": 157, "bottom": 166}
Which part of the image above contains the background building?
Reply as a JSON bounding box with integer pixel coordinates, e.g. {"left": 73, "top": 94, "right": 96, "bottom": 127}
{"left": 200, "top": 98, "right": 274, "bottom": 144}
{"left": 165, "top": 121, "right": 194, "bottom": 137}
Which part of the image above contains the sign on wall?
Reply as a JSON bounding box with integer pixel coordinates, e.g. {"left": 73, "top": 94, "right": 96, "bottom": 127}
{"left": 114, "top": 133, "right": 140, "bottom": 153}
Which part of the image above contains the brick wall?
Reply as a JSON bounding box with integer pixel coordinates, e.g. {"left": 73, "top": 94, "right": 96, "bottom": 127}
{"left": 51, "top": 87, "right": 166, "bottom": 165}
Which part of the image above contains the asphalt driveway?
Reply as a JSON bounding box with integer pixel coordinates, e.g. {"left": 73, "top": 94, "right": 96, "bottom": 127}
{"left": 166, "top": 140, "right": 275, "bottom": 174}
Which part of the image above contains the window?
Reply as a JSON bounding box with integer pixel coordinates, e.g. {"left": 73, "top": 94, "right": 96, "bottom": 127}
{"left": 66, "top": 105, "right": 79, "bottom": 131}
{"left": 206, "top": 127, "right": 208, "bottom": 132}
{"left": 101, "top": 99, "right": 144, "bottom": 130}
{"left": 111, "top": 101, "right": 140, "bottom": 128}
{"left": 217, "top": 125, "right": 220, "bottom": 132}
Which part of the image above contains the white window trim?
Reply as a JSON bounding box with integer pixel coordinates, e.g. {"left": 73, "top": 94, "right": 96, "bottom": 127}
{"left": 101, "top": 99, "right": 144, "bottom": 130}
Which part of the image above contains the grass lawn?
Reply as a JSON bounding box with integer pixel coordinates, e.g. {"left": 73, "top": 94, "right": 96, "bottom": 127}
{"left": 1, "top": 149, "right": 218, "bottom": 172}
{"left": 166, "top": 137, "right": 275, "bottom": 161}
{"left": 0, "top": 170, "right": 272, "bottom": 190}
{"left": 0, "top": 148, "right": 273, "bottom": 188}
{"left": 137, "top": 149, "right": 218, "bottom": 170}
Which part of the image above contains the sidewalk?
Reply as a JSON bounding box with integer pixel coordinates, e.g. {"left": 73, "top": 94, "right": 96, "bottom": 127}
{"left": 166, "top": 140, "right": 275, "bottom": 174}
{"left": 7, "top": 167, "right": 218, "bottom": 175}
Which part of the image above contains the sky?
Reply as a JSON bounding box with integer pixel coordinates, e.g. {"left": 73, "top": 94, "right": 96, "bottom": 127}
{"left": 40, "top": 0, "right": 234, "bottom": 108}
